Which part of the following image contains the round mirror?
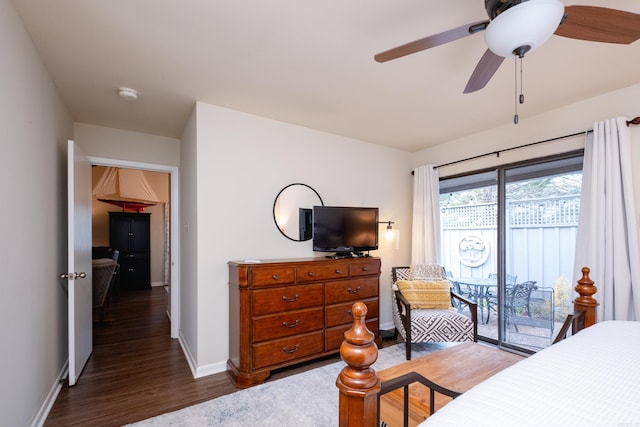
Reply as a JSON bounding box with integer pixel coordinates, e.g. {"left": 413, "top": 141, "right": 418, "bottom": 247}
{"left": 273, "top": 183, "right": 324, "bottom": 242}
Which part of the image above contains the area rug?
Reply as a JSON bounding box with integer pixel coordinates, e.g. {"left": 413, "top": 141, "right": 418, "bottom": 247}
{"left": 127, "top": 343, "right": 456, "bottom": 427}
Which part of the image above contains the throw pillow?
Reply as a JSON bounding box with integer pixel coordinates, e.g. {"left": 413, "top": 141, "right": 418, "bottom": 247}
{"left": 396, "top": 279, "right": 453, "bottom": 309}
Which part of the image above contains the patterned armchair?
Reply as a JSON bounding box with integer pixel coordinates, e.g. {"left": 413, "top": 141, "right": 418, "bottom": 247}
{"left": 391, "top": 265, "right": 478, "bottom": 360}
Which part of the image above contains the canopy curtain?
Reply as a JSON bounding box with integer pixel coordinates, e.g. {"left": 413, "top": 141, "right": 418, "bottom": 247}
{"left": 411, "top": 164, "right": 441, "bottom": 265}
{"left": 574, "top": 117, "right": 640, "bottom": 321}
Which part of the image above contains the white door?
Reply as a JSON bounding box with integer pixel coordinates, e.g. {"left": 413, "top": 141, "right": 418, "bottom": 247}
{"left": 64, "top": 140, "right": 93, "bottom": 386}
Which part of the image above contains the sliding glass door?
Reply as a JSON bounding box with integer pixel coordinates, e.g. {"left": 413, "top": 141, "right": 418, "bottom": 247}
{"left": 440, "top": 172, "right": 498, "bottom": 342}
{"left": 440, "top": 152, "right": 582, "bottom": 352}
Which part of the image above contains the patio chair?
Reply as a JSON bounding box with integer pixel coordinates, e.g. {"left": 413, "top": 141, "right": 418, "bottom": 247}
{"left": 485, "top": 273, "right": 517, "bottom": 323}
{"left": 505, "top": 280, "right": 538, "bottom": 331}
{"left": 391, "top": 265, "right": 478, "bottom": 360}
{"left": 504, "top": 281, "right": 557, "bottom": 344}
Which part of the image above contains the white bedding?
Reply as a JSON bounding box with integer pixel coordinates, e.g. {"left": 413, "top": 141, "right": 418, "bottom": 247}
{"left": 421, "top": 321, "right": 640, "bottom": 427}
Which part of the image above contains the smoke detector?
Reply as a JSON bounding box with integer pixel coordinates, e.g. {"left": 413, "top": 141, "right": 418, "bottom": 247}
{"left": 118, "top": 87, "right": 139, "bottom": 102}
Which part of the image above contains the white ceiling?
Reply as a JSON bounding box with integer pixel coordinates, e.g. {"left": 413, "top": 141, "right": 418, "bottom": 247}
{"left": 10, "top": 0, "right": 640, "bottom": 152}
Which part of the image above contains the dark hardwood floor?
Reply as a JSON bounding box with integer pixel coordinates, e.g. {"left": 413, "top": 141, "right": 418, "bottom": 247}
{"left": 45, "top": 287, "right": 393, "bottom": 426}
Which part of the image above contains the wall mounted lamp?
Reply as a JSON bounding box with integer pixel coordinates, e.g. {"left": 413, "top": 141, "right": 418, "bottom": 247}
{"left": 378, "top": 220, "right": 399, "bottom": 249}
{"left": 378, "top": 221, "right": 395, "bottom": 241}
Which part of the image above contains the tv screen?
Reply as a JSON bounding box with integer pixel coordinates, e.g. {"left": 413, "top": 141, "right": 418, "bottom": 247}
{"left": 312, "top": 206, "right": 378, "bottom": 255}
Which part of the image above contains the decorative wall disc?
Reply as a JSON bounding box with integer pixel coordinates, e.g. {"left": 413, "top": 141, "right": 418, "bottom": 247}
{"left": 456, "top": 234, "right": 490, "bottom": 267}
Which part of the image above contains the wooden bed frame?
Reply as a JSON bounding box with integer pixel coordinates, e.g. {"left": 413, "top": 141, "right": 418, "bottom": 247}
{"left": 336, "top": 267, "right": 598, "bottom": 427}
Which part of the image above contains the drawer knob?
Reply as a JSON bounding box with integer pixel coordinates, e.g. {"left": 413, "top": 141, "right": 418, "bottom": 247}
{"left": 282, "top": 294, "right": 300, "bottom": 303}
{"left": 282, "top": 319, "right": 300, "bottom": 328}
{"left": 363, "top": 266, "right": 369, "bottom": 271}
{"left": 272, "top": 274, "right": 279, "bottom": 280}
{"left": 335, "top": 269, "right": 342, "bottom": 274}
{"left": 282, "top": 344, "right": 300, "bottom": 354}
{"left": 347, "top": 286, "right": 361, "bottom": 294}
{"left": 308, "top": 271, "right": 315, "bottom": 277}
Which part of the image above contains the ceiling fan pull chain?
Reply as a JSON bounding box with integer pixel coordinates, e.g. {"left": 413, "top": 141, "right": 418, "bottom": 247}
{"left": 519, "top": 56, "right": 524, "bottom": 105}
{"left": 513, "top": 56, "right": 517, "bottom": 124}
{"left": 513, "top": 55, "right": 526, "bottom": 125}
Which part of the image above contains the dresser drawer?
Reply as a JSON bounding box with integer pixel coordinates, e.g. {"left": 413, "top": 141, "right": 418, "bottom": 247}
{"left": 325, "top": 277, "right": 379, "bottom": 304}
{"left": 254, "top": 308, "right": 324, "bottom": 342}
{"left": 121, "top": 251, "right": 150, "bottom": 261}
{"left": 349, "top": 259, "right": 381, "bottom": 277}
{"left": 296, "top": 262, "right": 349, "bottom": 282}
{"left": 228, "top": 257, "right": 381, "bottom": 388}
{"left": 253, "top": 331, "right": 324, "bottom": 369}
{"left": 325, "top": 319, "right": 379, "bottom": 352}
{"left": 252, "top": 284, "right": 324, "bottom": 316}
{"left": 249, "top": 266, "right": 296, "bottom": 286}
{"left": 325, "top": 298, "right": 379, "bottom": 328}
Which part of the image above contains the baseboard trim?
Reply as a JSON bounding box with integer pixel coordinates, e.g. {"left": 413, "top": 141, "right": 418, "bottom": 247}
{"left": 178, "top": 331, "right": 198, "bottom": 378}
{"left": 31, "top": 360, "right": 68, "bottom": 427}
{"left": 177, "top": 331, "right": 227, "bottom": 379}
{"left": 380, "top": 321, "right": 394, "bottom": 331}
{"left": 195, "top": 359, "right": 228, "bottom": 379}
{"left": 150, "top": 281, "right": 165, "bottom": 287}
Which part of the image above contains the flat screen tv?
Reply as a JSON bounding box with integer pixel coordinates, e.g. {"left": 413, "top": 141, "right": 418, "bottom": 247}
{"left": 312, "top": 206, "right": 378, "bottom": 257}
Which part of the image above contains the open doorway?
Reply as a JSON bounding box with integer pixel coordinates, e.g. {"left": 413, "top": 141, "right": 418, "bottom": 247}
{"left": 88, "top": 156, "right": 180, "bottom": 338}
{"left": 92, "top": 166, "right": 169, "bottom": 289}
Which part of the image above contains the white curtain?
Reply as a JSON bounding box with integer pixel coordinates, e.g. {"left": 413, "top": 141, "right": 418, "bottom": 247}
{"left": 574, "top": 117, "right": 640, "bottom": 321}
{"left": 411, "top": 165, "right": 441, "bottom": 265}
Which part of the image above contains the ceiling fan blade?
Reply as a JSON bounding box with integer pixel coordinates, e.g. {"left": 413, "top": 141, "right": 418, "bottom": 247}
{"left": 463, "top": 49, "right": 505, "bottom": 94}
{"left": 374, "top": 20, "right": 489, "bottom": 63}
{"left": 554, "top": 5, "right": 640, "bottom": 44}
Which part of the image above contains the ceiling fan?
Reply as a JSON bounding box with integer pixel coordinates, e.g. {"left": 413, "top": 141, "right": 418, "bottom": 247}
{"left": 375, "top": 0, "right": 640, "bottom": 94}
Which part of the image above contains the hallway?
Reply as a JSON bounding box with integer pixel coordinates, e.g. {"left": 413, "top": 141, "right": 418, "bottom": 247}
{"left": 45, "top": 288, "right": 229, "bottom": 426}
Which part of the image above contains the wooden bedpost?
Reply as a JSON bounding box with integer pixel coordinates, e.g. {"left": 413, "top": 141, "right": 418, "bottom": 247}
{"left": 336, "top": 302, "right": 380, "bottom": 427}
{"left": 574, "top": 267, "right": 598, "bottom": 331}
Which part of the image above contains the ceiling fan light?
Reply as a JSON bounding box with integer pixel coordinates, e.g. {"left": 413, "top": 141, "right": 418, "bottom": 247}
{"left": 485, "top": 0, "right": 565, "bottom": 58}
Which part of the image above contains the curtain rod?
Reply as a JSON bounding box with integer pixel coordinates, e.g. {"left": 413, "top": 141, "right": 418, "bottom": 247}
{"left": 428, "top": 116, "right": 640, "bottom": 170}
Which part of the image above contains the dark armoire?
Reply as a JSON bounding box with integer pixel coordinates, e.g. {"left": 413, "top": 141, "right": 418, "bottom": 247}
{"left": 109, "top": 212, "right": 151, "bottom": 290}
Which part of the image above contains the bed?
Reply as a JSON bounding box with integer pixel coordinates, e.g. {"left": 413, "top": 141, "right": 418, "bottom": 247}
{"left": 336, "top": 267, "right": 639, "bottom": 427}
{"left": 421, "top": 320, "right": 640, "bottom": 426}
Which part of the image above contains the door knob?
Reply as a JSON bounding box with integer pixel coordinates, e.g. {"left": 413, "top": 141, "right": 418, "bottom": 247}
{"left": 59, "top": 272, "right": 87, "bottom": 280}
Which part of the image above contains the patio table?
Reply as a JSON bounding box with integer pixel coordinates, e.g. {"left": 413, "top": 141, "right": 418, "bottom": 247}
{"left": 451, "top": 277, "right": 496, "bottom": 324}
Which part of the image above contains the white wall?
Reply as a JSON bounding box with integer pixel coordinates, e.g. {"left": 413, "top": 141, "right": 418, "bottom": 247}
{"left": 179, "top": 105, "right": 199, "bottom": 364}
{"left": 0, "top": 0, "right": 73, "bottom": 425}
{"left": 74, "top": 123, "right": 180, "bottom": 167}
{"left": 413, "top": 82, "right": 640, "bottom": 182}
{"left": 188, "top": 102, "right": 412, "bottom": 371}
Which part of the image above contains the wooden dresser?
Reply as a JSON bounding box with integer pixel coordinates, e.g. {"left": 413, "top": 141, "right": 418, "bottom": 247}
{"left": 227, "top": 257, "right": 381, "bottom": 388}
